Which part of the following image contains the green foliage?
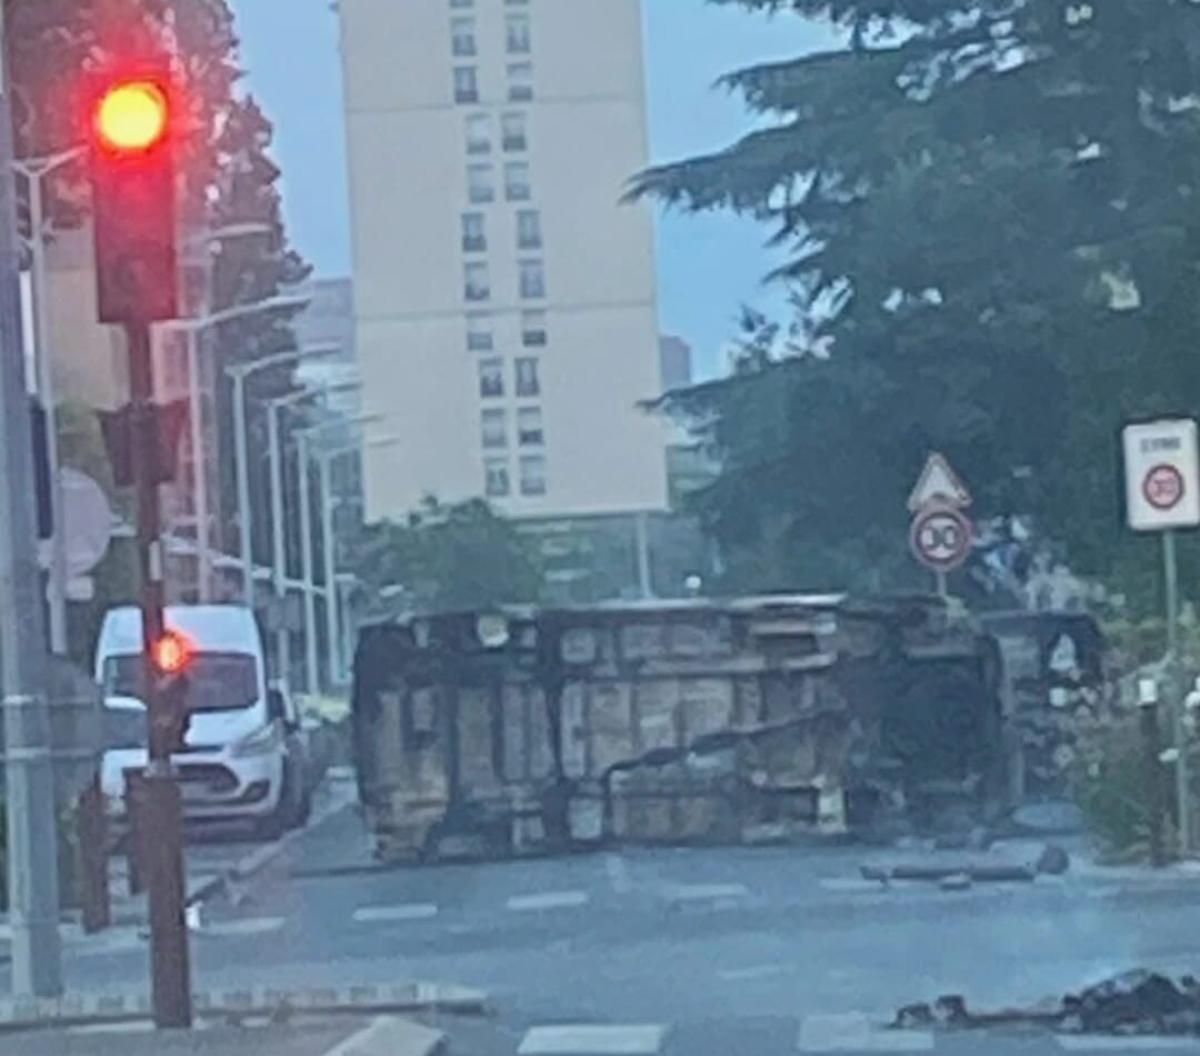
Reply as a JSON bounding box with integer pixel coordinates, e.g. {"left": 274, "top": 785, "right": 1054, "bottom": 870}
{"left": 633, "top": 1, "right": 1200, "bottom": 608}
{"left": 349, "top": 498, "right": 545, "bottom": 614}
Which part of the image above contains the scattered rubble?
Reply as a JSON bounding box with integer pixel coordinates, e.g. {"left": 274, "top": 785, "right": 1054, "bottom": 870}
{"left": 893, "top": 970, "right": 1200, "bottom": 1037}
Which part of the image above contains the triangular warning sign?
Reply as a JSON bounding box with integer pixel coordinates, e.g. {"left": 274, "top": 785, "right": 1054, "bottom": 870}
{"left": 908, "top": 452, "right": 972, "bottom": 512}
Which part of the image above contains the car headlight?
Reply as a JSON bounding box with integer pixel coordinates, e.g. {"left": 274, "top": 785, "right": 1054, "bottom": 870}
{"left": 231, "top": 721, "right": 282, "bottom": 759}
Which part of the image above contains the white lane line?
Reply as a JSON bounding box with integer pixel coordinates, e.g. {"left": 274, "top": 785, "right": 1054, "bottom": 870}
{"left": 353, "top": 903, "right": 439, "bottom": 923}
{"left": 819, "top": 878, "right": 885, "bottom": 893}
{"left": 201, "top": 916, "right": 285, "bottom": 938}
{"left": 718, "top": 963, "right": 787, "bottom": 982}
{"left": 518, "top": 1024, "right": 667, "bottom": 1055}
{"left": 662, "top": 882, "right": 750, "bottom": 903}
{"left": 1058, "top": 1038, "right": 1200, "bottom": 1051}
{"left": 322, "top": 1015, "right": 445, "bottom": 1056}
{"left": 797, "top": 1014, "right": 933, "bottom": 1052}
{"left": 507, "top": 890, "right": 590, "bottom": 912}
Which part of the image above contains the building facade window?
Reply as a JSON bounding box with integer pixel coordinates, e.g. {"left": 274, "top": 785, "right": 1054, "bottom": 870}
{"left": 464, "top": 261, "right": 490, "bottom": 301}
{"left": 505, "top": 161, "right": 531, "bottom": 201}
{"left": 454, "top": 66, "right": 479, "bottom": 104}
{"left": 467, "top": 313, "right": 493, "bottom": 351}
{"left": 485, "top": 458, "right": 510, "bottom": 497}
{"left": 479, "top": 357, "right": 504, "bottom": 397}
{"left": 451, "top": 16, "right": 476, "bottom": 57}
{"left": 520, "top": 455, "right": 547, "bottom": 496}
{"left": 519, "top": 259, "right": 545, "bottom": 299}
{"left": 466, "top": 113, "right": 490, "bottom": 154}
{"left": 506, "top": 13, "right": 531, "bottom": 54}
{"left": 467, "top": 163, "right": 494, "bottom": 203}
{"left": 507, "top": 62, "right": 534, "bottom": 101}
{"left": 515, "top": 357, "right": 541, "bottom": 397}
{"left": 501, "top": 112, "right": 527, "bottom": 152}
{"left": 518, "top": 406, "right": 544, "bottom": 445}
{"left": 521, "top": 310, "right": 547, "bottom": 347}
{"left": 516, "top": 209, "right": 542, "bottom": 249}
{"left": 462, "top": 211, "right": 486, "bottom": 252}
{"left": 482, "top": 409, "right": 507, "bottom": 449}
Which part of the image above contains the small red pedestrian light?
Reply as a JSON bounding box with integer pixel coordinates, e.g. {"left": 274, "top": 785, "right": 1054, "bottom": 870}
{"left": 94, "top": 78, "right": 170, "bottom": 155}
{"left": 151, "top": 630, "right": 193, "bottom": 676}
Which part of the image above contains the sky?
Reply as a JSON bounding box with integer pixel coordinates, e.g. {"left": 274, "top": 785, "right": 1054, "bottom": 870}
{"left": 229, "top": 1, "right": 836, "bottom": 379}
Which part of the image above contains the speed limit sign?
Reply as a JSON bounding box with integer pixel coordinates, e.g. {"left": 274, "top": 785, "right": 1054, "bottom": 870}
{"left": 909, "top": 503, "right": 973, "bottom": 573}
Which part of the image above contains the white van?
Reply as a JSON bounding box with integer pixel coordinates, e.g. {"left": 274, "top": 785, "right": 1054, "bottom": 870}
{"left": 95, "top": 604, "right": 305, "bottom": 836}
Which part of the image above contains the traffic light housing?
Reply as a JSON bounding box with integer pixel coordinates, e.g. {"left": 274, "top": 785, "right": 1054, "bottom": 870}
{"left": 89, "top": 72, "right": 178, "bottom": 323}
{"left": 149, "top": 629, "right": 193, "bottom": 753}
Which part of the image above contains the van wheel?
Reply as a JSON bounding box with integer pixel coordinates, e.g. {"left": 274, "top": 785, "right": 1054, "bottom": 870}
{"left": 255, "top": 775, "right": 291, "bottom": 841}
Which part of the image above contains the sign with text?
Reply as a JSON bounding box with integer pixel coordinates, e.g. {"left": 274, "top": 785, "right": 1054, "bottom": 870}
{"left": 1122, "top": 418, "right": 1200, "bottom": 532}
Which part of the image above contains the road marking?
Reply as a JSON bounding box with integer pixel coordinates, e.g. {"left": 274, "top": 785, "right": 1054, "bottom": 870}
{"left": 662, "top": 882, "right": 750, "bottom": 904}
{"left": 518, "top": 1024, "right": 667, "bottom": 1055}
{"left": 322, "top": 1015, "right": 445, "bottom": 1056}
{"left": 353, "top": 903, "right": 439, "bottom": 923}
{"left": 507, "top": 890, "right": 590, "bottom": 912}
{"left": 1058, "top": 1038, "right": 1200, "bottom": 1051}
{"left": 819, "top": 878, "right": 885, "bottom": 893}
{"left": 718, "top": 963, "right": 787, "bottom": 982}
{"left": 201, "top": 916, "right": 285, "bottom": 937}
{"left": 797, "top": 1014, "right": 933, "bottom": 1052}
{"left": 605, "top": 853, "right": 632, "bottom": 894}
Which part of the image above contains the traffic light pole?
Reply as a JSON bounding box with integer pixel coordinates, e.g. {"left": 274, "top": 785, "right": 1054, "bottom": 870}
{"left": 127, "top": 321, "right": 192, "bottom": 1029}
{"left": 0, "top": 7, "right": 63, "bottom": 994}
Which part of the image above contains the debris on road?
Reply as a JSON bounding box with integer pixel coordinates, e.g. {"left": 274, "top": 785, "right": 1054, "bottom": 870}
{"left": 892, "top": 969, "right": 1200, "bottom": 1037}
{"left": 859, "top": 841, "right": 1069, "bottom": 887}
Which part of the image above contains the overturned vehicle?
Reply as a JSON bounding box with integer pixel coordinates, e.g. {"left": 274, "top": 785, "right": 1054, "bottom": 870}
{"left": 350, "top": 595, "right": 1010, "bottom": 861}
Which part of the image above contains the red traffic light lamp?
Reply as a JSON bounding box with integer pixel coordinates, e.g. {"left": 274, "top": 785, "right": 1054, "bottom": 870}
{"left": 150, "top": 629, "right": 193, "bottom": 676}
{"left": 94, "top": 79, "right": 170, "bottom": 155}
{"left": 88, "top": 69, "right": 178, "bottom": 323}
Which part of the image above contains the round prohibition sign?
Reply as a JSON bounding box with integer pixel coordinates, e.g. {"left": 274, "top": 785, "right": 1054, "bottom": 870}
{"left": 909, "top": 504, "right": 973, "bottom": 573}
{"left": 1143, "top": 463, "right": 1186, "bottom": 511}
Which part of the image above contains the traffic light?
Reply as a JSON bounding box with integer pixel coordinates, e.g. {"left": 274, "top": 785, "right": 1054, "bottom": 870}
{"left": 88, "top": 71, "right": 178, "bottom": 323}
{"left": 149, "top": 629, "right": 193, "bottom": 753}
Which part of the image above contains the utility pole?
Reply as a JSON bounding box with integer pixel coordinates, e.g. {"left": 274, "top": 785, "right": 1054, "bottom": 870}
{"left": 89, "top": 70, "right": 192, "bottom": 1029}
{"left": 0, "top": 5, "right": 64, "bottom": 997}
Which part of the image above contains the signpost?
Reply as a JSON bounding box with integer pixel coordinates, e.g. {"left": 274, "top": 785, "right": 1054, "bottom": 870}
{"left": 908, "top": 453, "right": 973, "bottom": 595}
{"left": 1122, "top": 418, "right": 1200, "bottom": 858}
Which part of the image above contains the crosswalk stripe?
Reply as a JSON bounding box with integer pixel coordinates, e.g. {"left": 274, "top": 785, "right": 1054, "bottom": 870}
{"left": 662, "top": 882, "right": 750, "bottom": 903}
{"left": 507, "top": 890, "right": 590, "bottom": 912}
{"left": 352, "top": 903, "right": 439, "bottom": 923}
{"left": 201, "top": 916, "right": 285, "bottom": 938}
{"left": 1057, "top": 1038, "right": 1200, "bottom": 1051}
{"left": 797, "top": 1014, "right": 933, "bottom": 1052}
{"left": 517, "top": 1024, "right": 667, "bottom": 1055}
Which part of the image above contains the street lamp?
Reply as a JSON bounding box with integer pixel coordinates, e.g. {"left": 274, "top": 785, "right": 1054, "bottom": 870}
{"left": 310, "top": 434, "right": 400, "bottom": 685}
{"left": 161, "top": 288, "right": 310, "bottom": 600}
{"left": 225, "top": 343, "right": 342, "bottom": 603}
{"left": 14, "top": 146, "right": 85, "bottom": 654}
{"left": 260, "top": 380, "right": 361, "bottom": 689}
{"left": 293, "top": 413, "right": 381, "bottom": 693}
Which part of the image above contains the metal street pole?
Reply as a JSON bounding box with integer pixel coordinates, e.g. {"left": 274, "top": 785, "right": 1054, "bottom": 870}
{"left": 0, "top": 13, "right": 63, "bottom": 990}
{"left": 186, "top": 328, "right": 210, "bottom": 601}
{"left": 297, "top": 430, "right": 318, "bottom": 693}
{"left": 1164, "top": 529, "right": 1191, "bottom": 855}
{"left": 18, "top": 156, "right": 79, "bottom": 654}
{"left": 635, "top": 511, "right": 653, "bottom": 599}
{"left": 227, "top": 345, "right": 341, "bottom": 606}
{"left": 267, "top": 403, "right": 290, "bottom": 684}
{"left": 126, "top": 322, "right": 192, "bottom": 1027}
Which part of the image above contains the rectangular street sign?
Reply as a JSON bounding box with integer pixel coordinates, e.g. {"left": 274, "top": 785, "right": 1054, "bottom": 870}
{"left": 1122, "top": 418, "right": 1200, "bottom": 531}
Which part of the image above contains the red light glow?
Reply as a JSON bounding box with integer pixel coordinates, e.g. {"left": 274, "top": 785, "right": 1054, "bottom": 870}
{"left": 94, "top": 79, "right": 170, "bottom": 154}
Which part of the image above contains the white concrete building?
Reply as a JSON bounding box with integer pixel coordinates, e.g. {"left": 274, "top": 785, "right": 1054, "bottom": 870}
{"left": 338, "top": 0, "right": 668, "bottom": 522}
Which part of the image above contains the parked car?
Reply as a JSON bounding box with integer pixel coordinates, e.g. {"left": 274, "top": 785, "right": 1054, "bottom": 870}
{"left": 96, "top": 604, "right": 299, "bottom": 839}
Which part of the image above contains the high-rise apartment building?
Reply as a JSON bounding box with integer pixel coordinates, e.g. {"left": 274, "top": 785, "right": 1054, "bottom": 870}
{"left": 338, "top": 0, "right": 668, "bottom": 522}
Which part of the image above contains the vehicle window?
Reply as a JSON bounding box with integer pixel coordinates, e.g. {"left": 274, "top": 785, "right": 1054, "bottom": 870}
{"left": 103, "top": 652, "right": 259, "bottom": 712}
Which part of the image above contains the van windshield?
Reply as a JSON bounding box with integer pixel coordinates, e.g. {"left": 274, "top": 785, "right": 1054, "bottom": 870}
{"left": 102, "top": 652, "right": 259, "bottom": 713}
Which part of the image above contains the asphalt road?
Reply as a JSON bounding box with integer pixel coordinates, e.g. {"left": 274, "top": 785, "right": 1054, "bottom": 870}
{"left": 8, "top": 805, "right": 1200, "bottom": 1055}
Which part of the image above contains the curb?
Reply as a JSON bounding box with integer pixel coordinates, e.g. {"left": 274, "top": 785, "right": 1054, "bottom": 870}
{"left": 0, "top": 981, "right": 487, "bottom": 1035}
